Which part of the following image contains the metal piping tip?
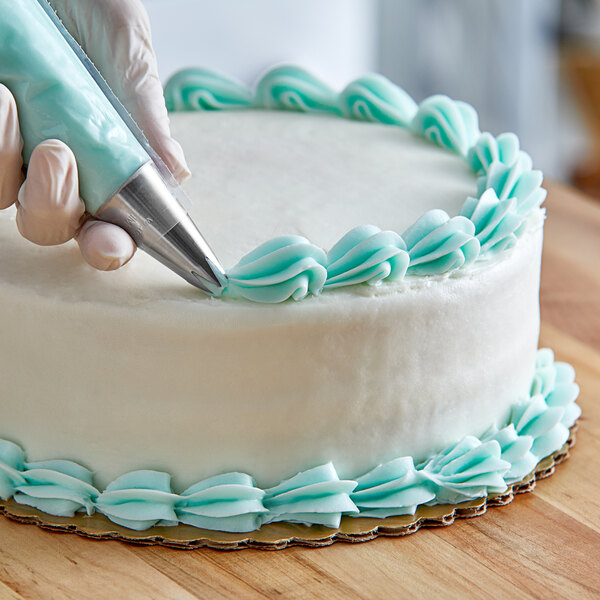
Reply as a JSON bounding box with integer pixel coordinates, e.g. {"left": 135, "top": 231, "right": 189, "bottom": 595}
{"left": 192, "top": 257, "right": 229, "bottom": 296}
{"left": 143, "top": 214, "right": 229, "bottom": 295}
{"left": 96, "top": 162, "right": 228, "bottom": 296}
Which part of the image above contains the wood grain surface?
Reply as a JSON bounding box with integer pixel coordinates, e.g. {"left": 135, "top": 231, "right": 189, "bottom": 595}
{"left": 0, "top": 182, "right": 599, "bottom": 599}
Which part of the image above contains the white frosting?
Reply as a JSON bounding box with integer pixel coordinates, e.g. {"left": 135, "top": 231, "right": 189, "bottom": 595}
{"left": 174, "top": 110, "right": 476, "bottom": 267}
{"left": 0, "top": 110, "right": 541, "bottom": 490}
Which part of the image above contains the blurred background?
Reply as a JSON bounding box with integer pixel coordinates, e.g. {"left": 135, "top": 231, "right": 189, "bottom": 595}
{"left": 142, "top": 0, "right": 600, "bottom": 195}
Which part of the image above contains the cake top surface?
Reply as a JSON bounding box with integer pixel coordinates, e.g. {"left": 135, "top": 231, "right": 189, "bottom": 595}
{"left": 0, "top": 66, "right": 546, "bottom": 309}
{"left": 171, "top": 109, "right": 476, "bottom": 267}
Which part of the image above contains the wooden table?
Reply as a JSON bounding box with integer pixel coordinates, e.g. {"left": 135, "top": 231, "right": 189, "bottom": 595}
{"left": 1, "top": 182, "right": 599, "bottom": 600}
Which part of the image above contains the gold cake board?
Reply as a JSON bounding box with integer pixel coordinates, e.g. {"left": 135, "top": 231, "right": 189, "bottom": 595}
{"left": 0, "top": 426, "right": 577, "bottom": 551}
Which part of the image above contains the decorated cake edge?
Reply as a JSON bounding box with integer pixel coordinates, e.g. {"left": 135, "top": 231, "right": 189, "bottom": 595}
{"left": 163, "top": 65, "right": 547, "bottom": 303}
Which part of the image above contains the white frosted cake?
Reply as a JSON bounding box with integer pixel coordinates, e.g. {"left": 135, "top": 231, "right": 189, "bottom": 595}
{"left": 0, "top": 67, "right": 580, "bottom": 533}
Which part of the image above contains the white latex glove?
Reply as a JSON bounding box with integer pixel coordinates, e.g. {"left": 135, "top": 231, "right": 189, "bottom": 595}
{"left": 0, "top": 0, "right": 190, "bottom": 271}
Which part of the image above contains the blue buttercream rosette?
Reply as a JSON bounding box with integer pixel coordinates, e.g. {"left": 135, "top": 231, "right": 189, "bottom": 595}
{"left": 468, "top": 132, "right": 521, "bottom": 174}
{"left": 545, "top": 363, "right": 582, "bottom": 429}
{"left": 176, "top": 472, "right": 266, "bottom": 533}
{"left": 325, "top": 225, "right": 409, "bottom": 288}
{"left": 460, "top": 189, "right": 526, "bottom": 254}
{"left": 411, "top": 95, "right": 480, "bottom": 156}
{"left": 254, "top": 65, "right": 340, "bottom": 114}
{"left": 0, "top": 440, "right": 26, "bottom": 500}
{"left": 509, "top": 397, "right": 570, "bottom": 463}
{"left": 507, "top": 348, "right": 581, "bottom": 462}
{"left": 403, "top": 210, "right": 480, "bottom": 276}
{"left": 163, "top": 68, "right": 252, "bottom": 112}
{"left": 95, "top": 470, "right": 179, "bottom": 531}
{"left": 261, "top": 463, "right": 357, "bottom": 528}
{"left": 478, "top": 154, "right": 546, "bottom": 217}
{"left": 351, "top": 457, "right": 435, "bottom": 518}
{"left": 15, "top": 459, "right": 98, "bottom": 517}
{"left": 225, "top": 236, "right": 327, "bottom": 303}
{"left": 339, "top": 73, "right": 417, "bottom": 126}
{"left": 418, "top": 437, "right": 510, "bottom": 505}
{"left": 481, "top": 424, "right": 538, "bottom": 485}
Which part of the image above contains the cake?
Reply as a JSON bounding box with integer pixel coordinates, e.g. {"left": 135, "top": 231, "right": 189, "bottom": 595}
{"left": 0, "top": 66, "right": 580, "bottom": 534}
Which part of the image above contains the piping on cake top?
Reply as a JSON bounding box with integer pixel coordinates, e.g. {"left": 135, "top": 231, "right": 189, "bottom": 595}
{"left": 163, "top": 65, "right": 546, "bottom": 303}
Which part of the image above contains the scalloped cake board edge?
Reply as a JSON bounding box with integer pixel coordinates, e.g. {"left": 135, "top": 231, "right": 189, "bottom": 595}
{"left": 0, "top": 424, "right": 578, "bottom": 551}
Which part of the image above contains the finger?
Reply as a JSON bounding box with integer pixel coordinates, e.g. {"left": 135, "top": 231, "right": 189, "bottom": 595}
{"left": 16, "top": 139, "right": 85, "bottom": 246}
{"left": 52, "top": 0, "right": 190, "bottom": 182}
{"left": 76, "top": 219, "right": 136, "bottom": 271}
{"left": 119, "top": 62, "right": 192, "bottom": 184}
{"left": 0, "top": 84, "right": 25, "bottom": 209}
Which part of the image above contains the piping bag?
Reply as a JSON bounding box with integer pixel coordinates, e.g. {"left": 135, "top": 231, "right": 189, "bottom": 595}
{"left": 0, "top": 0, "right": 227, "bottom": 295}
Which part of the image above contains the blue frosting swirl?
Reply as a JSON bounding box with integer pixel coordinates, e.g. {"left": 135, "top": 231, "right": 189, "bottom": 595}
{"left": 261, "top": 463, "right": 358, "bottom": 528}
{"left": 537, "top": 355, "right": 582, "bottom": 429}
{"left": 481, "top": 425, "right": 538, "bottom": 485}
{"left": 509, "top": 397, "right": 571, "bottom": 466}
{"left": 460, "top": 189, "right": 526, "bottom": 254}
{"left": 468, "top": 132, "right": 521, "bottom": 174}
{"left": 403, "top": 210, "right": 480, "bottom": 275}
{"left": 224, "top": 236, "right": 328, "bottom": 303}
{"left": 509, "top": 349, "right": 581, "bottom": 461}
{"left": 0, "top": 350, "right": 580, "bottom": 531}
{"left": 478, "top": 153, "right": 546, "bottom": 217}
{"left": 176, "top": 473, "right": 266, "bottom": 533}
{"left": 351, "top": 457, "right": 435, "bottom": 517}
{"left": 325, "top": 225, "right": 409, "bottom": 289}
{"left": 163, "top": 68, "right": 252, "bottom": 112}
{"left": 339, "top": 74, "right": 417, "bottom": 126}
{"left": 0, "top": 440, "right": 26, "bottom": 500}
{"left": 254, "top": 65, "right": 341, "bottom": 114}
{"left": 95, "top": 471, "right": 179, "bottom": 531}
{"left": 411, "top": 95, "right": 480, "bottom": 156}
{"left": 483, "top": 349, "right": 581, "bottom": 485}
{"left": 15, "top": 460, "right": 98, "bottom": 517}
{"left": 419, "top": 437, "right": 510, "bottom": 505}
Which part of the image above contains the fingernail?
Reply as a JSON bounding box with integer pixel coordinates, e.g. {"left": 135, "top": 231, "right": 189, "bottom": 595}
{"left": 163, "top": 136, "right": 191, "bottom": 183}
{"left": 0, "top": 84, "right": 21, "bottom": 142}
{"left": 176, "top": 157, "right": 192, "bottom": 183}
{"left": 0, "top": 85, "right": 24, "bottom": 209}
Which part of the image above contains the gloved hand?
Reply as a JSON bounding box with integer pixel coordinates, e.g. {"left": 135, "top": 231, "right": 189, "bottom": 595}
{"left": 0, "top": 0, "right": 190, "bottom": 270}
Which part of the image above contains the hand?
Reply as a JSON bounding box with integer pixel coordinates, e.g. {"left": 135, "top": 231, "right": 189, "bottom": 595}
{"left": 0, "top": 0, "right": 190, "bottom": 270}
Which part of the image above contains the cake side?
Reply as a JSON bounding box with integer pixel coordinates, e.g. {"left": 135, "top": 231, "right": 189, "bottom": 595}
{"left": 0, "top": 225, "right": 544, "bottom": 493}
{"left": 0, "top": 346, "right": 580, "bottom": 532}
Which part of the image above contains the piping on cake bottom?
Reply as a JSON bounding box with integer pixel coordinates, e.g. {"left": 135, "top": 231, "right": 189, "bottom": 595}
{"left": 0, "top": 428, "right": 576, "bottom": 550}
{"left": 0, "top": 348, "right": 581, "bottom": 534}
